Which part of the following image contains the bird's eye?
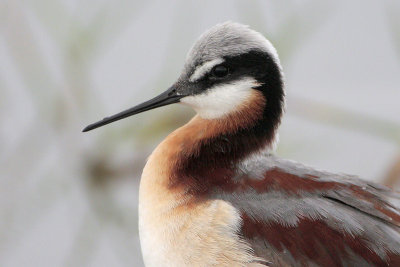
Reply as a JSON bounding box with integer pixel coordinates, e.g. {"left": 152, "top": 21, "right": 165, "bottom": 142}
{"left": 211, "top": 65, "right": 229, "bottom": 78}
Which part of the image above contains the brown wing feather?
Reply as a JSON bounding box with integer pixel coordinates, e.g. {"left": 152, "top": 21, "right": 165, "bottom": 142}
{"left": 216, "top": 154, "right": 400, "bottom": 266}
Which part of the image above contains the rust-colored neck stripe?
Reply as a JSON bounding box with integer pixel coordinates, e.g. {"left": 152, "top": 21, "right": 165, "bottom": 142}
{"left": 165, "top": 90, "right": 277, "bottom": 194}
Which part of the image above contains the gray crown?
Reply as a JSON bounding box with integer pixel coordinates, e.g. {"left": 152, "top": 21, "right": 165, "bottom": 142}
{"left": 184, "top": 21, "right": 280, "bottom": 72}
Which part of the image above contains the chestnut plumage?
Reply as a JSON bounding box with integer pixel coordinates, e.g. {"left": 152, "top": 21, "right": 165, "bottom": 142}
{"left": 83, "top": 22, "right": 400, "bottom": 266}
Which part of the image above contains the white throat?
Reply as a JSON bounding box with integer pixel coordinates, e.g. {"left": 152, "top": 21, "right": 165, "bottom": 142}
{"left": 180, "top": 77, "right": 259, "bottom": 119}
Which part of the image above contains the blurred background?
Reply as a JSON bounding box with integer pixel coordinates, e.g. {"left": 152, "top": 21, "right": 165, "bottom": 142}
{"left": 1, "top": 0, "right": 400, "bottom": 266}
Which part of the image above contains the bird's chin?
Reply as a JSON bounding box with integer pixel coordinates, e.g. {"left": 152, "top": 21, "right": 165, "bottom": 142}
{"left": 180, "top": 78, "right": 259, "bottom": 120}
{"left": 180, "top": 97, "right": 235, "bottom": 120}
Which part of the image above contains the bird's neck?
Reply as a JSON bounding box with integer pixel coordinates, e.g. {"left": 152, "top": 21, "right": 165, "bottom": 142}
{"left": 147, "top": 89, "right": 282, "bottom": 196}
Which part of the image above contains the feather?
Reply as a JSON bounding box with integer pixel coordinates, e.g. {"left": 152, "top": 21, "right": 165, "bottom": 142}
{"left": 213, "top": 153, "right": 400, "bottom": 266}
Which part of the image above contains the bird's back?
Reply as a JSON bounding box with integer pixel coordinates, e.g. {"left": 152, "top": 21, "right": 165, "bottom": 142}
{"left": 216, "top": 152, "right": 400, "bottom": 266}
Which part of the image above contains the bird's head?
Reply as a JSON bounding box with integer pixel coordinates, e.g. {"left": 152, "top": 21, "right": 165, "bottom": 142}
{"left": 83, "top": 22, "right": 284, "bottom": 132}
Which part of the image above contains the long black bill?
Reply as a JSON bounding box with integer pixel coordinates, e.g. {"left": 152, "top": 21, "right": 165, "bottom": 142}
{"left": 82, "top": 87, "right": 183, "bottom": 132}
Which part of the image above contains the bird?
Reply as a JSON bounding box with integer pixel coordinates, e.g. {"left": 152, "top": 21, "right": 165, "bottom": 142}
{"left": 83, "top": 22, "right": 400, "bottom": 267}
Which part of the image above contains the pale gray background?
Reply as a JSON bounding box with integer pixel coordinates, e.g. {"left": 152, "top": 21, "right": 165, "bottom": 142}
{"left": 1, "top": 0, "right": 399, "bottom": 266}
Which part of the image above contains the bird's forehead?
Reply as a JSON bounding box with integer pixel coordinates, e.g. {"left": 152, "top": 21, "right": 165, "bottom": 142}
{"left": 184, "top": 22, "right": 279, "bottom": 73}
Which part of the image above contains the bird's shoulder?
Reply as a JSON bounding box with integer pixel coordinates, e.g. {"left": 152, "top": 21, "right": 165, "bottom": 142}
{"left": 214, "top": 152, "right": 400, "bottom": 266}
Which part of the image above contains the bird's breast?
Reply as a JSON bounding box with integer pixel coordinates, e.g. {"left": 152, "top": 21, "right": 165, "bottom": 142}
{"left": 138, "top": 132, "right": 262, "bottom": 267}
{"left": 137, "top": 102, "right": 273, "bottom": 266}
